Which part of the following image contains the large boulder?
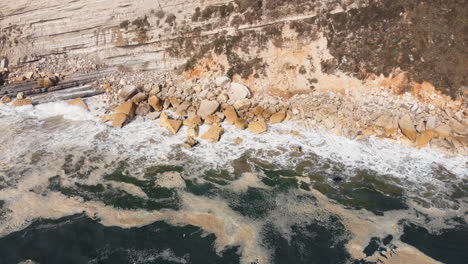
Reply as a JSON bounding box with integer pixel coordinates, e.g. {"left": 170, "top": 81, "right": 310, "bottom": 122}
{"left": 201, "top": 124, "right": 224, "bottom": 142}
{"left": 135, "top": 103, "right": 151, "bottom": 116}
{"left": 223, "top": 106, "right": 238, "bottom": 125}
{"left": 374, "top": 114, "right": 398, "bottom": 136}
{"left": 67, "top": 98, "right": 89, "bottom": 111}
{"left": 114, "top": 101, "right": 135, "bottom": 117}
{"left": 101, "top": 113, "right": 128, "bottom": 128}
{"left": 416, "top": 130, "right": 435, "bottom": 148}
{"left": 399, "top": 114, "right": 417, "bottom": 142}
{"left": 159, "top": 113, "right": 182, "bottom": 134}
{"left": 183, "top": 115, "right": 202, "bottom": 127}
{"left": 248, "top": 119, "right": 267, "bottom": 134}
{"left": 229, "top": 82, "right": 251, "bottom": 101}
{"left": 269, "top": 111, "right": 286, "bottom": 124}
{"left": 119, "top": 85, "right": 137, "bottom": 100}
{"left": 197, "top": 100, "right": 219, "bottom": 119}
{"left": 148, "top": 96, "right": 163, "bottom": 111}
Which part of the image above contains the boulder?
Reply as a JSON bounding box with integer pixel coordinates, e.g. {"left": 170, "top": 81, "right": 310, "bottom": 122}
{"left": 147, "top": 111, "right": 161, "bottom": 120}
{"left": 16, "top": 92, "right": 25, "bottom": 100}
{"left": 233, "top": 99, "right": 251, "bottom": 112}
{"left": 1, "top": 95, "right": 11, "bottom": 104}
{"left": 426, "top": 116, "right": 437, "bottom": 130}
{"left": 183, "top": 115, "right": 202, "bottom": 127}
{"left": 197, "top": 100, "right": 219, "bottom": 118}
{"left": 223, "top": 106, "right": 238, "bottom": 125}
{"left": 131, "top": 92, "right": 147, "bottom": 103}
{"left": 374, "top": 114, "right": 398, "bottom": 136}
{"left": 148, "top": 96, "right": 163, "bottom": 111}
{"left": 67, "top": 98, "right": 89, "bottom": 111}
{"left": 235, "top": 118, "right": 247, "bottom": 130}
{"left": 416, "top": 130, "right": 435, "bottom": 148}
{"left": 248, "top": 119, "right": 267, "bottom": 134}
{"left": 201, "top": 124, "right": 224, "bottom": 142}
{"left": 169, "top": 97, "right": 182, "bottom": 108}
{"left": 159, "top": 113, "right": 182, "bottom": 134}
{"left": 398, "top": 114, "right": 417, "bottom": 142}
{"left": 182, "top": 137, "right": 198, "bottom": 149}
{"left": 269, "top": 111, "right": 286, "bottom": 124}
{"left": 12, "top": 98, "right": 32, "bottom": 107}
{"left": 135, "top": 103, "right": 151, "bottom": 116}
{"left": 187, "top": 125, "right": 199, "bottom": 138}
{"left": 252, "top": 106, "right": 264, "bottom": 117}
{"left": 110, "top": 113, "right": 128, "bottom": 128}
{"left": 204, "top": 114, "right": 222, "bottom": 124}
{"left": 229, "top": 82, "right": 251, "bottom": 101}
{"left": 114, "top": 101, "right": 135, "bottom": 117}
{"left": 215, "top": 76, "right": 231, "bottom": 87}
{"left": 434, "top": 124, "right": 451, "bottom": 139}
{"left": 119, "top": 85, "right": 137, "bottom": 100}
{"left": 37, "top": 77, "right": 56, "bottom": 88}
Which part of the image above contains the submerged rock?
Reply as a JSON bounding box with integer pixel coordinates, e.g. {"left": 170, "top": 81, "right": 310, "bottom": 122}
{"left": 201, "top": 124, "right": 224, "bottom": 142}
{"left": 182, "top": 137, "right": 199, "bottom": 149}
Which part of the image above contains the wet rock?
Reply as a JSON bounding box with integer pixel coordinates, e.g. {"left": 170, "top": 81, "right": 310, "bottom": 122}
{"left": 135, "top": 103, "right": 151, "bottom": 116}
{"left": 234, "top": 137, "right": 243, "bottom": 144}
{"left": 182, "top": 137, "right": 199, "bottom": 148}
{"left": 11, "top": 98, "right": 32, "bottom": 107}
{"left": 114, "top": 101, "right": 135, "bottom": 117}
{"left": 269, "top": 111, "right": 286, "bottom": 124}
{"left": 67, "top": 98, "right": 89, "bottom": 111}
{"left": 110, "top": 113, "right": 128, "bottom": 128}
{"left": 1, "top": 95, "right": 11, "bottom": 104}
{"left": 119, "top": 85, "right": 137, "bottom": 100}
{"left": 234, "top": 118, "right": 247, "bottom": 130}
{"left": 416, "top": 130, "right": 435, "bottom": 148}
{"left": 187, "top": 125, "right": 199, "bottom": 138}
{"left": 399, "top": 114, "right": 417, "bottom": 142}
{"left": 148, "top": 96, "right": 163, "bottom": 111}
{"left": 229, "top": 82, "right": 251, "bottom": 101}
{"left": 147, "top": 111, "right": 161, "bottom": 120}
{"left": 201, "top": 124, "right": 224, "bottom": 142}
{"left": 434, "top": 124, "right": 451, "bottom": 139}
{"left": 197, "top": 100, "right": 219, "bottom": 118}
{"left": 131, "top": 92, "right": 147, "bottom": 104}
{"left": 204, "top": 114, "right": 222, "bottom": 124}
{"left": 159, "top": 112, "right": 182, "bottom": 134}
{"left": 223, "top": 106, "right": 238, "bottom": 125}
{"left": 248, "top": 119, "right": 267, "bottom": 134}
{"left": 183, "top": 115, "right": 202, "bottom": 127}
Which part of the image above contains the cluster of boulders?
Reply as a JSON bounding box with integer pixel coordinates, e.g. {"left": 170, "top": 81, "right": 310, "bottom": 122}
{"left": 291, "top": 88, "right": 468, "bottom": 155}
{"left": 100, "top": 77, "right": 292, "bottom": 148}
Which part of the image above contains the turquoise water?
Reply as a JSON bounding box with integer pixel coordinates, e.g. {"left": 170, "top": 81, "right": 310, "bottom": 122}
{"left": 0, "top": 101, "right": 467, "bottom": 263}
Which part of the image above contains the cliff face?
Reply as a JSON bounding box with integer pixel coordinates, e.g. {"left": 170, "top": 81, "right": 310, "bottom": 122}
{"left": 1, "top": 0, "right": 466, "bottom": 99}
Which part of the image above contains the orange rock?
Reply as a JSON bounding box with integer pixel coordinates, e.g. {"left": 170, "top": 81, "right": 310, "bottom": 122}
{"left": 110, "top": 113, "right": 129, "bottom": 128}
{"left": 114, "top": 101, "right": 135, "bottom": 117}
{"left": 223, "top": 106, "right": 238, "bottom": 125}
{"left": 148, "top": 96, "right": 163, "bottom": 111}
{"left": 201, "top": 124, "right": 224, "bottom": 142}
{"left": 234, "top": 118, "right": 247, "bottom": 130}
{"left": 204, "top": 114, "right": 221, "bottom": 124}
{"left": 67, "top": 98, "right": 89, "bottom": 111}
{"left": 248, "top": 119, "right": 267, "bottom": 134}
{"left": 411, "top": 81, "right": 462, "bottom": 110}
{"left": 183, "top": 115, "right": 202, "bottom": 127}
{"left": 416, "top": 130, "right": 435, "bottom": 148}
{"left": 269, "top": 111, "right": 286, "bottom": 124}
{"left": 159, "top": 112, "right": 182, "bottom": 134}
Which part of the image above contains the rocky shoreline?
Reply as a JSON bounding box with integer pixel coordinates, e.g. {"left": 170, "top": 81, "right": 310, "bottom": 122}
{"left": 1, "top": 64, "right": 467, "bottom": 156}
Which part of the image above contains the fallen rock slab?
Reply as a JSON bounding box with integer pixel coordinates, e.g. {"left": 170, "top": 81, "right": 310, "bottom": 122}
{"left": 223, "top": 106, "right": 238, "bottom": 125}
{"left": 269, "top": 111, "right": 286, "bottom": 124}
{"left": 159, "top": 113, "right": 182, "bottom": 134}
{"left": 114, "top": 101, "right": 135, "bottom": 117}
{"left": 201, "top": 124, "right": 224, "bottom": 142}
{"left": 148, "top": 96, "right": 163, "bottom": 111}
{"left": 416, "top": 130, "right": 435, "bottom": 148}
{"left": 399, "top": 114, "right": 417, "bottom": 142}
{"left": 248, "top": 119, "right": 267, "bottom": 134}
{"left": 119, "top": 85, "right": 137, "bottom": 100}
{"left": 183, "top": 115, "right": 202, "bottom": 127}
{"left": 67, "top": 98, "right": 89, "bottom": 111}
